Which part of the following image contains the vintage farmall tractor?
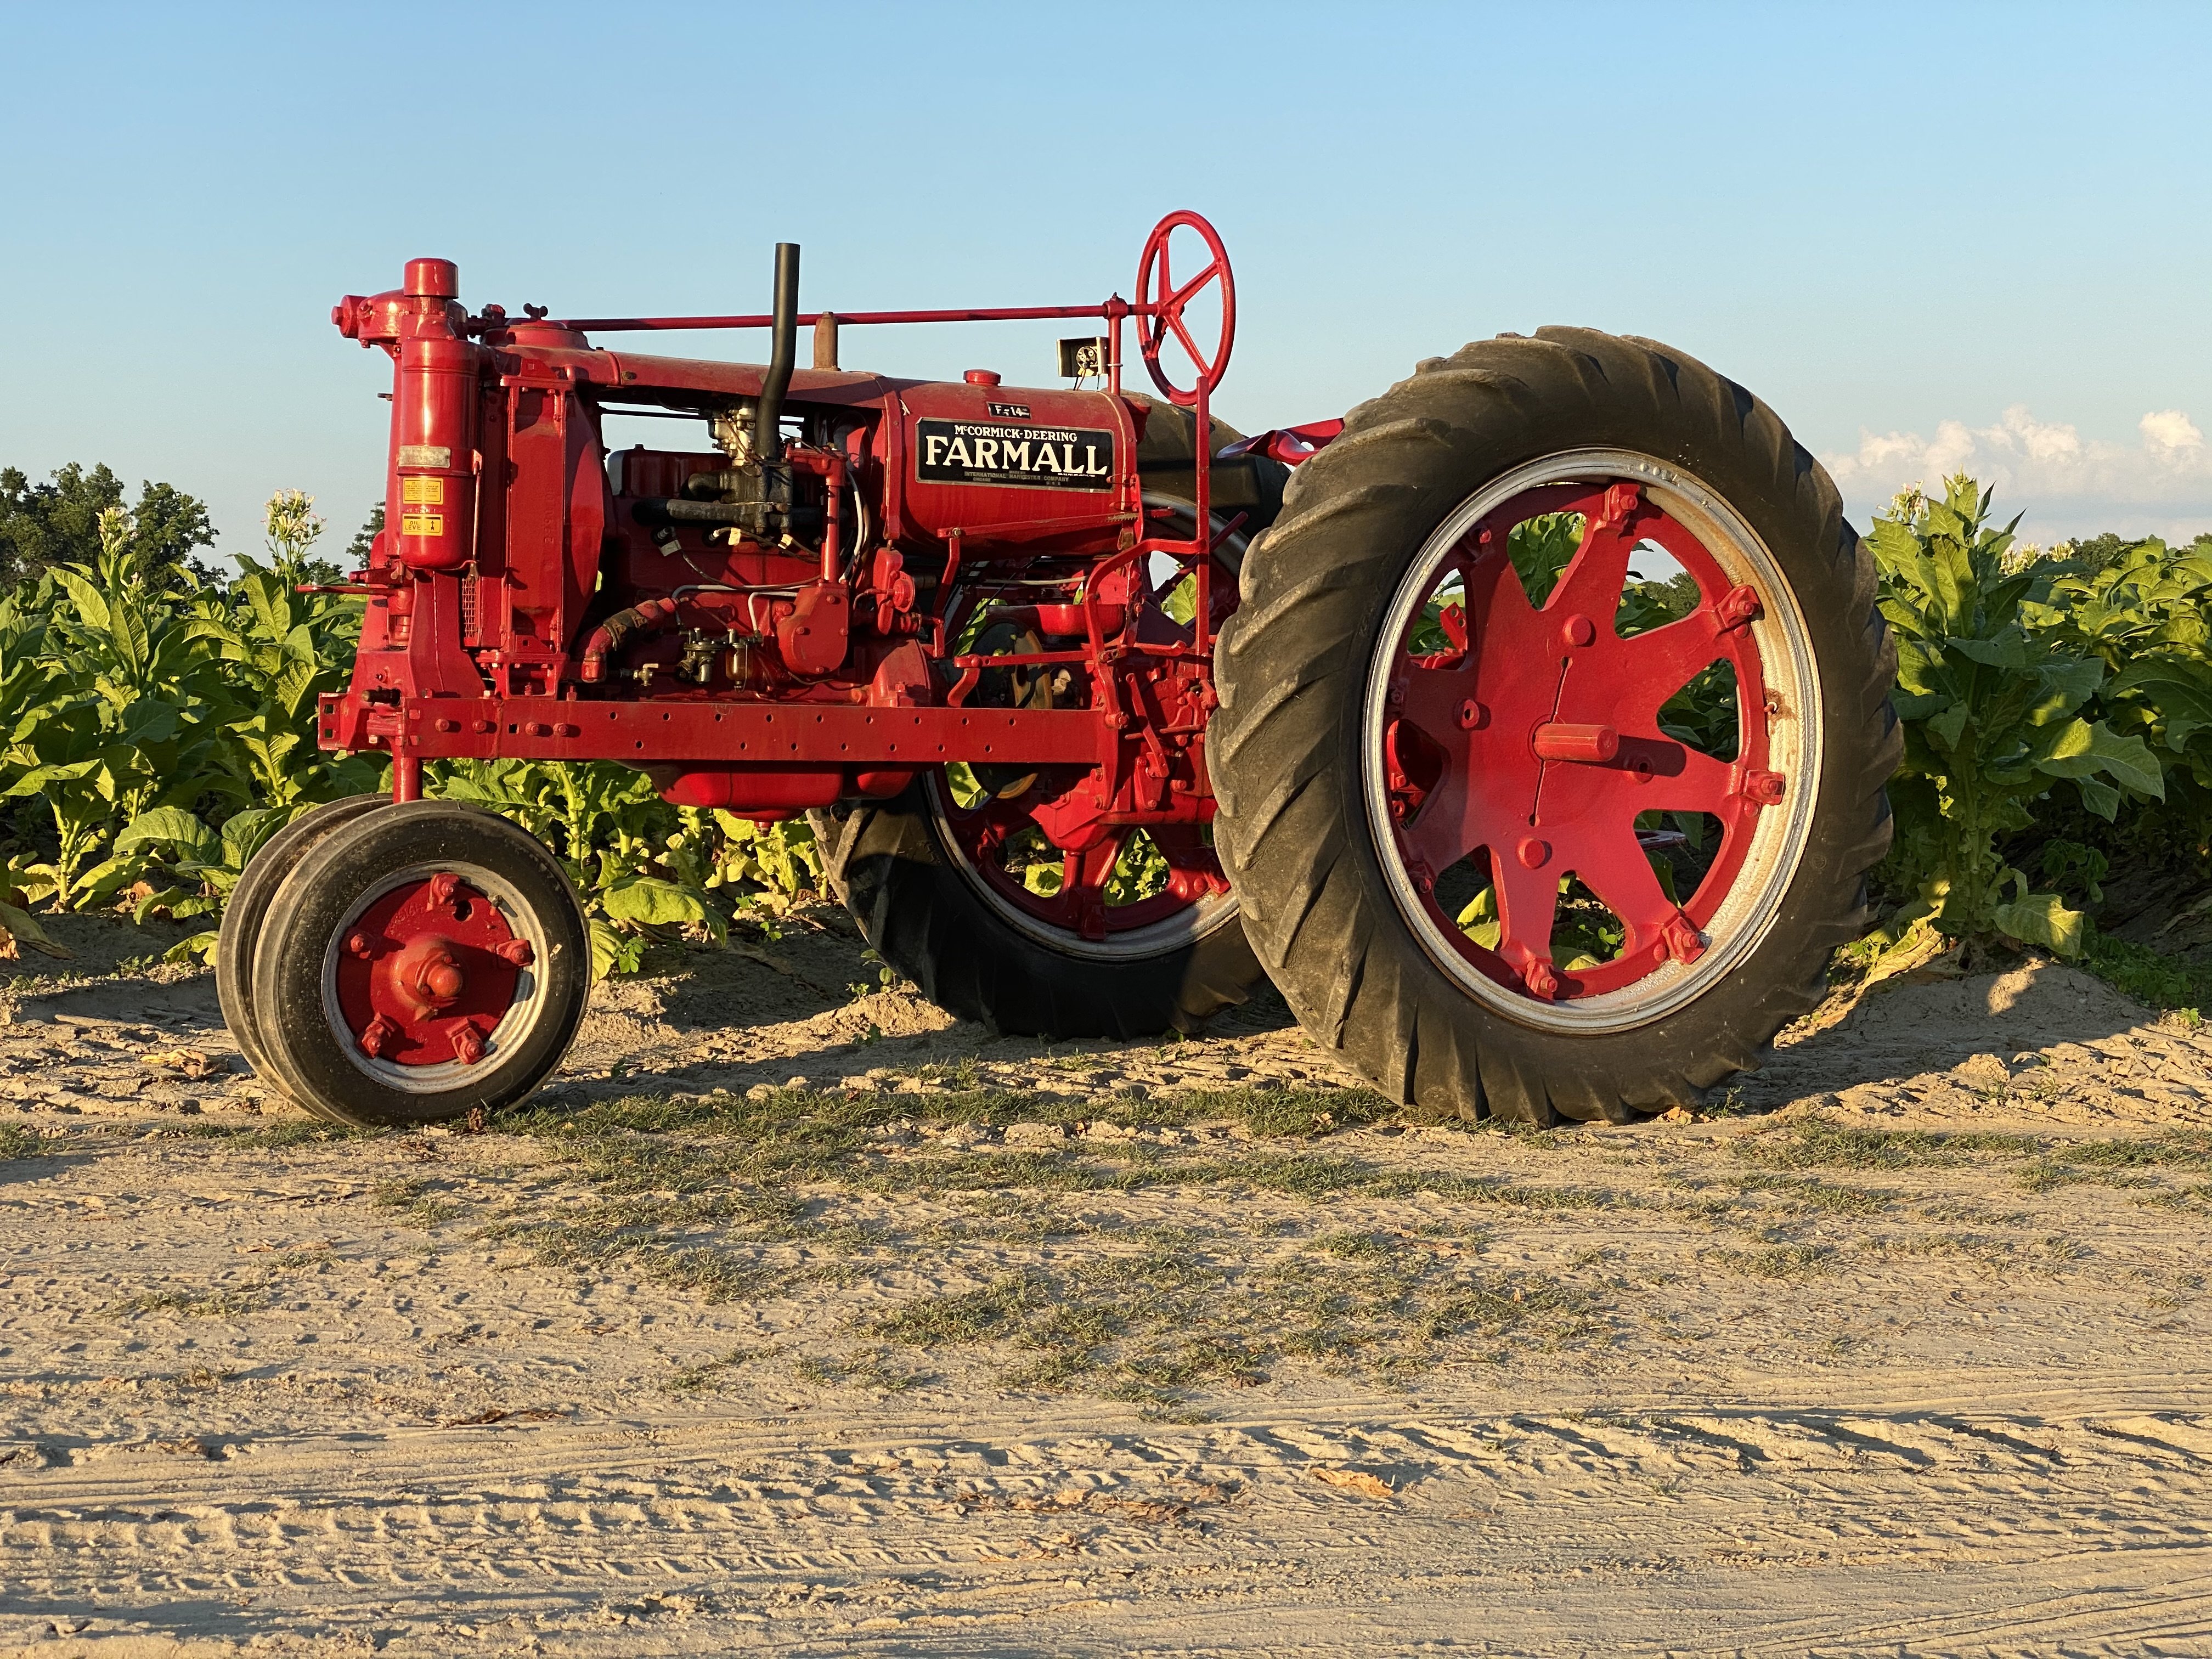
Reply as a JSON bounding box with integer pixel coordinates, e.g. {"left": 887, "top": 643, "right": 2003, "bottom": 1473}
{"left": 218, "top": 212, "right": 1895, "bottom": 1129}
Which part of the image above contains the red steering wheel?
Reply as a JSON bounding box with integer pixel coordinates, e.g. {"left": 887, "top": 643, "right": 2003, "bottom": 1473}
{"left": 1136, "top": 210, "right": 1235, "bottom": 407}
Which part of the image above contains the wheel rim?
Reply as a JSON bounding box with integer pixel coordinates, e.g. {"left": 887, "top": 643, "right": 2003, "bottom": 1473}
{"left": 932, "top": 511, "right": 1242, "bottom": 960}
{"left": 320, "top": 860, "right": 554, "bottom": 1092}
{"left": 1359, "top": 448, "right": 1824, "bottom": 1034}
{"left": 933, "top": 778, "right": 1238, "bottom": 959}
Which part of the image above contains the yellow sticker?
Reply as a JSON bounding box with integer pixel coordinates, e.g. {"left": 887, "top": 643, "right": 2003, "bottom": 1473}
{"left": 401, "top": 476, "right": 445, "bottom": 505}
{"left": 399, "top": 512, "right": 444, "bottom": 537}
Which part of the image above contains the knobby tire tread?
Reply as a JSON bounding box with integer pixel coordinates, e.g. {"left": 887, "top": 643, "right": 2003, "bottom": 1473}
{"left": 1211, "top": 328, "right": 1898, "bottom": 1124}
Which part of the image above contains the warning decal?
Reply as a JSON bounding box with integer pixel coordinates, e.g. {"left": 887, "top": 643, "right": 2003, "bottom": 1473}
{"left": 915, "top": 419, "right": 1115, "bottom": 492}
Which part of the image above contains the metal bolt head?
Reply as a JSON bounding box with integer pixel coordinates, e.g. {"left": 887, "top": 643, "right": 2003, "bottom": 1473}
{"left": 1661, "top": 912, "right": 1707, "bottom": 965}
{"left": 426, "top": 872, "right": 460, "bottom": 912}
{"left": 1716, "top": 584, "right": 1763, "bottom": 630}
{"left": 358, "top": 1014, "right": 398, "bottom": 1059}
{"left": 1742, "top": 769, "right": 1786, "bottom": 806}
{"left": 450, "top": 1023, "right": 487, "bottom": 1065}
{"left": 346, "top": 932, "right": 375, "bottom": 960}
{"left": 1522, "top": 960, "right": 1560, "bottom": 1000}
{"left": 491, "top": 937, "right": 535, "bottom": 968}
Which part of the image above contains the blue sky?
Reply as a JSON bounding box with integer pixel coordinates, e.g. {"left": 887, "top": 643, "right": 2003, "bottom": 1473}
{"left": 5, "top": 1, "right": 2209, "bottom": 557}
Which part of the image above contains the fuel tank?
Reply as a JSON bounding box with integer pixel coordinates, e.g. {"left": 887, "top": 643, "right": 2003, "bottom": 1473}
{"left": 891, "top": 380, "right": 1140, "bottom": 554}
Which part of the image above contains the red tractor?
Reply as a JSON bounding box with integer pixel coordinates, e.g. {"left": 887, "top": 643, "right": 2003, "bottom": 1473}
{"left": 219, "top": 212, "right": 1895, "bottom": 1130}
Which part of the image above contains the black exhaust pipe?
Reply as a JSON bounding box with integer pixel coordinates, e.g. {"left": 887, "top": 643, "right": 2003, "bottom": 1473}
{"left": 754, "top": 241, "right": 799, "bottom": 465}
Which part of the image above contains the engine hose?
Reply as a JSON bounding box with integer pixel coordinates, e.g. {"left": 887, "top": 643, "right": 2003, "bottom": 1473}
{"left": 578, "top": 597, "right": 680, "bottom": 684}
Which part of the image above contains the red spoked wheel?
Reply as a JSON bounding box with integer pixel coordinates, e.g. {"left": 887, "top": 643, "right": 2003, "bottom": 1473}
{"left": 1136, "top": 210, "right": 1235, "bottom": 407}
{"left": 1364, "top": 450, "right": 1820, "bottom": 1032}
{"left": 934, "top": 534, "right": 1237, "bottom": 956}
{"left": 251, "top": 803, "right": 590, "bottom": 1127}
{"left": 810, "top": 506, "right": 1266, "bottom": 1040}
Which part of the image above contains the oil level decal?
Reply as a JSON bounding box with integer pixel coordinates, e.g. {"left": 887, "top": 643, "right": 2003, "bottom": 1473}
{"left": 915, "top": 419, "right": 1114, "bottom": 492}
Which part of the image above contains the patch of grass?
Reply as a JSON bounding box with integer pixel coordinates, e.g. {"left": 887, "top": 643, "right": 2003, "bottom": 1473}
{"left": 2084, "top": 933, "right": 2212, "bottom": 1014}
{"left": 1860, "top": 1230, "right": 2089, "bottom": 1270}
{"left": 168, "top": 1118, "right": 375, "bottom": 1148}
{"left": 794, "top": 1348, "right": 934, "bottom": 1393}
{"left": 0, "top": 1123, "right": 44, "bottom": 1161}
{"left": 371, "top": 1178, "right": 462, "bottom": 1227}
{"left": 1317, "top": 1228, "right": 1400, "bottom": 1261}
{"left": 1735, "top": 1116, "right": 2038, "bottom": 1172}
{"left": 1180, "top": 1087, "right": 1396, "bottom": 1138}
{"left": 862, "top": 1243, "right": 1605, "bottom": 1410}
{"left": 113, "top": 1284, "right": 272, "bottom": 1319}
{"left": 1732, "top": 1173, "right": 1898, "bottom": 1216}
{"left": 1704, "top": 1243, "right": 1837, "bottom": 1279}
{"left": 664, "top": 1347, "right": 763, "bottom": 1392}
{"left": 2015, "top": 1134, "right": 2212, "bottom": 1192}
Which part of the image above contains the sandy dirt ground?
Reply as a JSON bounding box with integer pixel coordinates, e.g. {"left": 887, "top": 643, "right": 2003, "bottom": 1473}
{"left": 1, "top": 908, "right": 2210, "bottom": 1656}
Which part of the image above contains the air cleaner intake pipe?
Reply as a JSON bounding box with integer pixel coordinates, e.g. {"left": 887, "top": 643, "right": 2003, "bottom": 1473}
{"left": 753, "top": 242, "right": 799, "bottom": 465}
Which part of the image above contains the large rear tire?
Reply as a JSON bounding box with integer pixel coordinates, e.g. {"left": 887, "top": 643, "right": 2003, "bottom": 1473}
{"left": 1210, "top": 329, "right": 1897, "bottom": 1123}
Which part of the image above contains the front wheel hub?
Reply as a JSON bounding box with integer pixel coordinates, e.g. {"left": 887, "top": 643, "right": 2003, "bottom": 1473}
{"left": 333, "top": 871, "right": 530, "bottom": 1069}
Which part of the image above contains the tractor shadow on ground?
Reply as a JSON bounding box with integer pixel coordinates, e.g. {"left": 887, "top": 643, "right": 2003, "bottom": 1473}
{"left": 1735, "top": 958, "right": 2170, "bottom": 1113}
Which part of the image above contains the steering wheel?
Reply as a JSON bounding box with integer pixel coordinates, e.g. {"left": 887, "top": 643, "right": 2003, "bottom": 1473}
{"left": 1136, "top": 210, "right": 1235, "bottom": 407}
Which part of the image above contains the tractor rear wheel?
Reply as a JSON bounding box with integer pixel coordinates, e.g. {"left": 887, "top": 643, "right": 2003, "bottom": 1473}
{"left": 1210, "top": 328, "right": 1897, "bottom": 1123}
{"left": 217, "top": 793, "right": 385, "bottom": 1114}
{"left": 812, "top": 783, "right": 1261, "bottom": 1037}
{"left": 250, "top": 802, "right": 590, "bottom": 1127}
{"left": 810, "top": 493, "right": 1268, "bottom": 1038}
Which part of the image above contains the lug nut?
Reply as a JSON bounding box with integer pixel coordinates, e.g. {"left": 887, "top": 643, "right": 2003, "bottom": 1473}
{"left": 1522, "top": 960, "right": 1561, "bottom": 1000}
{"left": 427, "top": 872, "right": 461, "bottom": 912}
{"left": 1742, "top": 769, "right": 1786, "bottom": 805}
{"left": 451, "top": 1023, "right": 486, "bottom": 1065}
{"left": 1661, "top": 912, "right": 1707, "bottom": 965}
{"left": 1716, "top": 584, "right": 1763, "bottom": 630}
{"left": 346, "top": 932, "right": 375, "bottom": 960}
{"left": 358, "top": 1013, "right": 400, "bottom": 1059}
{"left": 491, "top": 938, "right": 535, "bottom": 967}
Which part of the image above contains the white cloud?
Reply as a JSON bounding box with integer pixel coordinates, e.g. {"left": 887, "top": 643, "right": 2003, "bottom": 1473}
{"left": 1821, "top": 404, "right": 2212, "bottom": 541}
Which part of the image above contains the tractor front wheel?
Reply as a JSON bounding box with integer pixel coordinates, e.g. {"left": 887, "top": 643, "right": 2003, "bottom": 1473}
{"left": 1211, "top": 328, "right": 1898, "bottom": 1123}
{"left": 217, "top": 793, "right": 386, "bottom": 1114}
{"left": 250, "top": 802, "right": 590, "bottom": 1128}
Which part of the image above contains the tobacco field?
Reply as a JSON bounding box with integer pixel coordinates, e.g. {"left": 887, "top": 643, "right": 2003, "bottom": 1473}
{"left": 3, "top": 467, "right": 2212, "bottom": 1003}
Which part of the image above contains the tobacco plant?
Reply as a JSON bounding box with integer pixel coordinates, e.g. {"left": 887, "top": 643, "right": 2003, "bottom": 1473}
{"left": 1874, "top": 476, "right": 2161, "bottom": 955}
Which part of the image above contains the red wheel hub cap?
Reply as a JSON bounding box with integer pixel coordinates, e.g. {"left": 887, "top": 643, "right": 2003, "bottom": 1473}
{"left": 337, "top": 873, "right": 527, "bottom": 1065}
{"left": 1381, "top": 480, "right": 1780, "bottom": 1002}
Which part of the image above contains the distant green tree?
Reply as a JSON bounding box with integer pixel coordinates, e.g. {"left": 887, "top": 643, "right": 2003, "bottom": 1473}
{"left": 345, "top": 501, "right": 384, "bottom": 566}
{"left": 0, "top": 463, "right": 216, "bottom": 591}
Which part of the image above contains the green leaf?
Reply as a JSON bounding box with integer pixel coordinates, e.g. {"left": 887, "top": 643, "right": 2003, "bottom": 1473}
{"left": 115, "top": 805, "right": 221, "bottom": 862}
{"left": 588, "top": 917, "right": 645, "bottom": 979}
{"left": 599, "top": 875, "right": 711, "bottom": 927}
{"left": 0, "top": 901, "right": 71, "bottom": 960}
{"left": 1990, "top": 891, "right": 2085, "bottom": 957}
{"left": 2035, "top": 720, "right": 2165, "bottom": 799}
